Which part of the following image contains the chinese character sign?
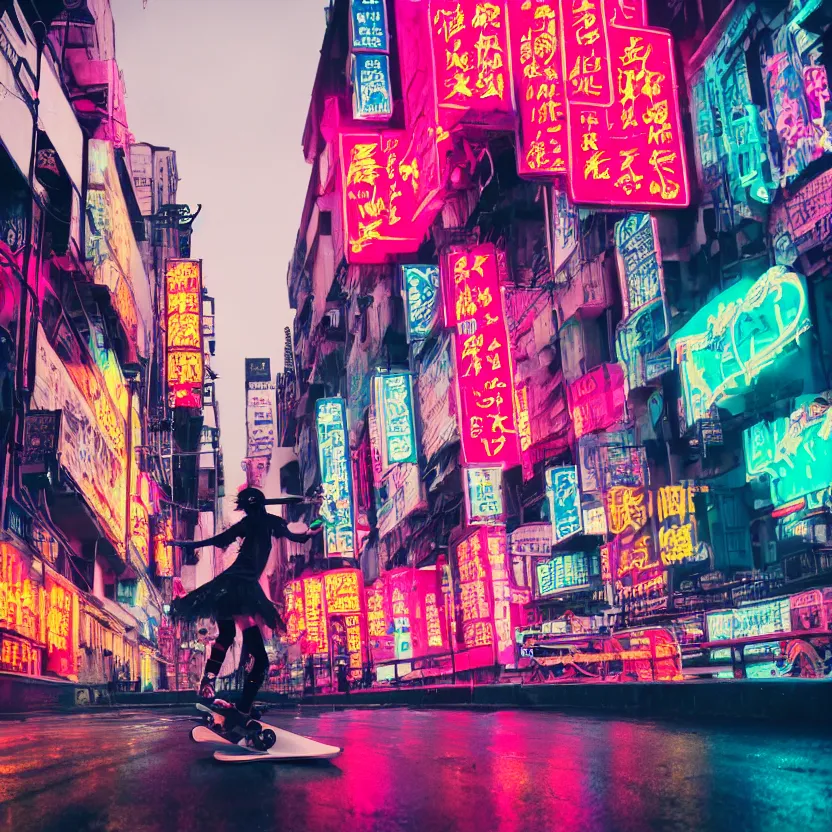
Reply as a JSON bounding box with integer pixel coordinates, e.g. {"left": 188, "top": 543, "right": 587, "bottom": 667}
{"left": 465, "top": 466, "right": 504, "bottom": 525}
{"left": 485, "top": 526, "right": 515, "bottom": 665}
{"left": 324, "top": 569, "right": 363, "bottom": 615}
{"left": 339, "top": 132, "right": 425, "bottom": 263}
{"left": 154, "top": 517, "right": 174, "bottom": 578}
{"left": 605, "top": 485, "right": 649, "bottom": 535}
{"left": 443, "top": 245, "right": 520, "bottom": 467}
{"left": 352, "top": 53, "right": 394, "bottom": 119}
{"left": 429, "top": 0, "right": 513, "bottom": 124}
{"left": 315, "top": 398, "right": 356, "bottom": 558}
{"left": 165, "top": 260, "right": 203, "bottom": 409}
{"left": 302, "top": 576, "right": 328, "bottom": 655}
{"left": 614, "top": 212, "right": 665, "bottom": 318}
{"left": 378, "top": 373, "right": 418, "bottom": 467}
{"left": 545, "top": 466, "right": 583, "bottom": 542}
{"left": 508, "top": 0, "right": 567, "bottom": 176}
{"left": 456, "top": 528, "right": 495, "bottom": 653}
{"left": 657, "top": 484, "right": 701, "bottom": 566}
{"left": 562, "top": 7, "right": 690, "bottom": 208}
{"left": 402, "top": 264, "right": 441, "bottom": 340}
{"left": 45, "top": 576, "right": 77, "bottom": 678}
{"left": 350, "top": 0, "right": 389, "bottom": 51}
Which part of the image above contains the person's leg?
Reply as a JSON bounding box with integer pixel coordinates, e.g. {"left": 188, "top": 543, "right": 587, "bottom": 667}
{"left": 200, "top": 619, "right": 236, "bottom": 697}
{"left": 238, "top": 625, "right": 268, "bottom": 714}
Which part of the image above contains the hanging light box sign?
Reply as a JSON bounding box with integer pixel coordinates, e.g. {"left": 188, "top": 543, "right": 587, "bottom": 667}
{"left": 351, "top": 52, "right": 394, "bottom": 120}
{"left": 165, "top": 259, "right": 204, "bottom": 409}
{"left": 375, "top": 373, "right": 418, "bottom": 468}
{"left": 545, "top": 466, "right": 583, "bottom": 543}
{"left": 315, "top": 398, "right": 356, "bottom": 559}
{"left": 402, "top": 264, "right": 441, "bottom": 341}
{"left": 349, "top": 0, "right": 389, "bottom": 51}
{"left": 464, "top": 466, "right": 505, "bottom": 525}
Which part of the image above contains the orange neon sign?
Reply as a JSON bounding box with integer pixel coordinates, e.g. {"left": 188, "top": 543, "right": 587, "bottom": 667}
{"left": 165, "top": 260, "right": 204, "bottom": 409}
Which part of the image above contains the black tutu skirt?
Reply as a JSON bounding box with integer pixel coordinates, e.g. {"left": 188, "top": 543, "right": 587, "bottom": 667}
{"left": 170, "top": 570, "right": 278, "bottom": 629}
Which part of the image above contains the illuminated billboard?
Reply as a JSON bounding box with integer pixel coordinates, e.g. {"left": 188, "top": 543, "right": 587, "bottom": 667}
{"left": 315, "top": 398, "right": 356, "bottom": 559}
{"left": 165, "top": 260, "right": 204, "bottom": 409}
{"left": 545, "top": 466, "right": 582, "bottom": 543}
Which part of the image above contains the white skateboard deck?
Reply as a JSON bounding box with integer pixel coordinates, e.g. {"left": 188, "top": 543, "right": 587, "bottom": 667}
{"left": 195, "top": 704, "right": 342, "bottom": 762}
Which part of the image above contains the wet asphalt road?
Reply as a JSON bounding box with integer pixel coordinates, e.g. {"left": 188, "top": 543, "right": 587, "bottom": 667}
{"left": 1, "top": 707, "right": 830, "bottom": 832}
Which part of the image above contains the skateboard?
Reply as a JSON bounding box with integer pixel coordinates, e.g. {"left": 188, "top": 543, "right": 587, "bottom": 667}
{"left": 196, "top": 702, "right": 278, "bottom": 751}
{"left": 193, "top": 704, "right": 342, "bottom": 763}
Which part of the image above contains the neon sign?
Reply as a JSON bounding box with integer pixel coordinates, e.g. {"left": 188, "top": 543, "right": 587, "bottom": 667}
{"left": 614, "top": 213, "right": 665, "bottom": 318}
{"left": 443, "top": 244, "right": 519, "bottom": 467}
{"left": 429, "top": 0, "right": 513, "bottom": 126}
{"left": 545, "top": 466, "right": 583, "bottom": 543}
{"left": 562, "top": 6, "right": 690, "bottom": 208}
{"left": 324, "top": 569, "right": 363, "bottom": 615}
{"left": 464, "top": 466, "right": 504, "bottom": 525}
{"left": 165, "top": 260, "right": 203, "bottom": 409}
{"left": 485, "top": 527, "right": 515, "bottom": 666}
{"left": 0, "top": 545, "right": 41, "bottom": 644}
{"left": 706, "top": 597, "right": 791, "bottom": 642}
{"left": 567, "top": 363, "right": 626, "bottom": 439}
{"left": 315, "top": 398, "right": 356, "bottom": 558}
{"left": 402, "top": 265, "right": 441, "bottom": 341}
{"left": 302, "top": 576, "right": 328, "bottom": 655}
{"left": 657, "top": 484, "right": 705, "bottom": 566}
{"left": 45, "top": 575, "right": 77, "bottom": 678}
{"left": 350, "top": 0, "right": 389, "bottom": 51}
{"left": 508, "top": 0, "right": 567, "bottom": 176}
{"left": 672, "top": 267, "right": 812, "bottom": 426}
{"left": 456, "top": 528, "right": 494, "bottom": 652}
{"left": 537, "top": 553, "right": 590, "bottom": 595}
{"left": 376, "top": 373, "right": 418, "bottom": 467}
{"left": 339, "top": 131, "right": 425, "bottom": 263}
{"left": 154, "top": 517, "right": 174, "bottom": 578}
{"left": 605, "top": 486, "right": 649, "bottom": 536}
{"left": 351, "top": 53, "right": 393, "bottom": 119}
{"left": 744, "top": 394, "right": 832, "bottom": 508}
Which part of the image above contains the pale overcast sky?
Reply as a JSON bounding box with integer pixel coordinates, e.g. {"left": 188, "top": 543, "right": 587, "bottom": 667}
{"left": 111, "top": 0, "right": 325, "bottom": 508}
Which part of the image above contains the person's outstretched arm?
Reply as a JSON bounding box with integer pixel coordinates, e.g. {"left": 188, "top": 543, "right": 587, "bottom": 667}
{"left": 168, "top": 521, "right": 244, "bottom": 551}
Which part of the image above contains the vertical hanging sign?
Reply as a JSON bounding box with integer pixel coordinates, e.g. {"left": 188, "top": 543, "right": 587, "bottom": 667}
{"left": 442, "top": 244, "right": 520, "bottom": 468}
{"left": 402, "top": 264, "right": 441, "bottom": 341}
{"left": 349, "top": 0, "right": 393, "bottom": 120}
{"left": 377, "top": 373, "right": 419, "bottom": 468}
{"left": 464, "top": 467, "right": 505, "bottom": 525}
{"left": 165, "top": 260, "right": 204, "bottom": 409}
{"left": 545, "top": 466, "right": 583, "bottom": 543}
{"left": 315, "top": 398, "right": 356, "bottom": 559}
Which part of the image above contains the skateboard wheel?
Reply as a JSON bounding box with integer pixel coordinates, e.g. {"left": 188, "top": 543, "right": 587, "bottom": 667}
{"left": 252, "top": 728, "right": 276, "bottom": 751}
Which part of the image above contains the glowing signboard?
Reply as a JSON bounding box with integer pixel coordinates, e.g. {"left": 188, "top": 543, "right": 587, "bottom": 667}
{"left": 657, "top": 484, "right": 705, "bottom": 566}
{"left": 456, "top": 528, "right": 495, "bottom": 652}
{"left": 443, "top": 245, "right": 520, "bottom": 467}
{"left": 508, "top": 0, "right": 567, "bottom": 176}
{"left": 614, "top": 213, "right": 665, "bottom": 318}
{"left": 283, "top": 580, "right": 304, "bottom": 646}
{"left": 33, "top": 329, "right": 127, "bottom": 550}
{"left": 567, "top": 363, "right": 626, "bottom": 439}
{"left": 339, "top": 131, "right": 426, "bottom": 263}
{"left": 429, "top": 0, "right": 513, "bottom": 127}
{"left": 464, "top": 466, "right": 504, "bottom": 525}
{"left": 324, "top": 569, "right": 363, "bottom": 615}
{"left": 485, "top": 527, "right": 515, "bottom": 666}
{"left": 605, "top": 486, "right": 649, "bottom": 536}
{"left": 165, "top": 260, "right": 203, "bottom": 409}
{"left": 45, "top": 574, "right": 78, "bottom": 678}
{"left": 302, "top": 576, "right": 328, "bottom": 655}
{"left": 402, "top": 264, "right": 441, "bottom": 340}
{"left": 545, "top": 466, "right": 583, "bottom": 543}
{"left": 351, "top": 52, "right": 393, "bottom": 119}
{"left": 0, "top": 544, "right": 41, "bottom": 646}
{"left": 154, "top": 517, "right": 174, "bottom": 578}
{"left": 537, "top": 553, "right": 590, "bottom": 595}
{"left": 672, "top": 267, "right": 812, "bottom": 426}
{"left": 706, "top": 597, "right": 791, "bottom": 642}
{"left": 315, "top": 398, "right": 356, "bottom": 558}
{"left": 350, "top": 0, "right": 389, "bottom": 51}
{"left": 616, "top": 531, "right": 656, "bottom": 580}
{"left": 130, "top": 497, "right": 150, "bottom": 568}
{"left": 615, "top": 298, "right": 669, "bottom": 390}
{"left": 377, "top": 373, "right": 418, "bottom": 467}
{"left": 561, "top": 5, "right": 690, "bottom": 208}
{"left": 744, "top": 394, "right": 832, "bottom": 508}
